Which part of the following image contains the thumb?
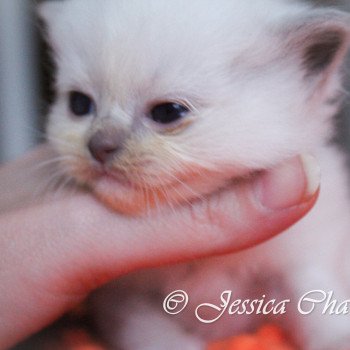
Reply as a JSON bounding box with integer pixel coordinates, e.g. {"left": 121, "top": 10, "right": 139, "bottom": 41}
{"left": 81, "top": 154, "right": 320, "bottom": 274}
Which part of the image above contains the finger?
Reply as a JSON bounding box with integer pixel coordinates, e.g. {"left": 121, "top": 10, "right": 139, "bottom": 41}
{"left": 77, "top": 154, "right": 320, "bottom": 279}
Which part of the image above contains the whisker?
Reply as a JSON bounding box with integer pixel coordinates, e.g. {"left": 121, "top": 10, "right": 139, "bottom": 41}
{"left": 45, "top": 135, "right": 84, "bottom": 152}
{"left": 154, "top": 173, "right": 177, "bottom": 216}
{"left": 28, "top": 155, "right": 76, "bottom": 175}
{"left": 52, "top": 174, "right": 76, "bottom": 200}
{"left": 32, "top": 168, "right": 67, "bottom": 200}
{"left": 160, "top": 159, "right": 207, "bottom": 203}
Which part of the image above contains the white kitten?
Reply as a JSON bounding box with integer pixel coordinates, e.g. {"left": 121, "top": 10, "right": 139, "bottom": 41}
{"left": 39, "top": 1, "right": 350, "bottom": 349}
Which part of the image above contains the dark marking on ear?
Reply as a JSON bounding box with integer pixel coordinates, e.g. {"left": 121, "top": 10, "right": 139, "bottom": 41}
{"left": 325, "top": 91, "right": 344, "bottom": 106}
{"left": 303, "top": 30, "right": 344, "bottom": 74}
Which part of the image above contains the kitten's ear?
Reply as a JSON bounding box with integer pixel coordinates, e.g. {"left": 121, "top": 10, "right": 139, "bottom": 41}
{"left": 37, "top": 1, "right": 64, "bottom": 26}
{"left": 283, "top": 9, "right": 350, "bottom": 93}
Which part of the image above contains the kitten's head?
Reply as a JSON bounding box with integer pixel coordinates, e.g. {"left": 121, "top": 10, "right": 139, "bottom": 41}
{"left": 39, "top": 0, "right": 350, "bottom": 214}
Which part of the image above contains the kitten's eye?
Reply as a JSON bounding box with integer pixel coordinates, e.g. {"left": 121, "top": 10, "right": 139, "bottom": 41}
{"left": 150, "top": 102, "right": 190, "bottom": 124}
{"left": 69, "top": 91, "right": 95, "bottom": 116}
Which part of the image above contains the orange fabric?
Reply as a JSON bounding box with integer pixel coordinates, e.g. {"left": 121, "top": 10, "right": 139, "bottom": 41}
{"left": 62, "top": 329, "right": 105, "bottom": 350}
{"left": 207, "top": 325, "right": 295, "bottom": 350}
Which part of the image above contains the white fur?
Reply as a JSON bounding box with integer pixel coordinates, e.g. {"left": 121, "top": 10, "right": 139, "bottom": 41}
{"left": 40, "top": 1, "right": 350, "bottom": 349}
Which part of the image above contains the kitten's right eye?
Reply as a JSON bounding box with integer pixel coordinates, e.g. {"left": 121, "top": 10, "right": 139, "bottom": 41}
{"left": 69, "top": 91, "right": 95, "bottom": 117}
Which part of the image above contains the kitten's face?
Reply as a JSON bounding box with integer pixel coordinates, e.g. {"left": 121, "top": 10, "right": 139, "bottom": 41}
{"left": 40, "top": 0, "right": 350, "bottom": 214}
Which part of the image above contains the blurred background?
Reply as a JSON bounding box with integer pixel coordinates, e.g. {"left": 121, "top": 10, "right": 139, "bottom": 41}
{"left": 0, "top": 0, "right": 349, "bottom": 163}
{"left": 0, "top": 0, "right": 52, "bottom": 163}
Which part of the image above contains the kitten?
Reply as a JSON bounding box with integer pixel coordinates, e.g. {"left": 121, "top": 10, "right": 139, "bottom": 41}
{"left": 39, "top": 0, "right": 350, "bottom": 349}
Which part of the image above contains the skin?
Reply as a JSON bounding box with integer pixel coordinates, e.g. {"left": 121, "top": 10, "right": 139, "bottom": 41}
{"left": 0, "top": 144, "right": 319, "bottom": 348}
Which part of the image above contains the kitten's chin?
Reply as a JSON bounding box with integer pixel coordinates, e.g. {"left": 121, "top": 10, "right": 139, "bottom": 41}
{"left": 91, "top": 173, "right": 229, "bottom": 216}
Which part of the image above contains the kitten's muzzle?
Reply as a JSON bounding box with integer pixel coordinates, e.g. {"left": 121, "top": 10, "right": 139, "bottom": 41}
{"left": 88, "top": 128, "right": 127, "bottom": 164}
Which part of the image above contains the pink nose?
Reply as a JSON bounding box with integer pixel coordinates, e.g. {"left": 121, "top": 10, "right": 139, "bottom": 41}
{"left": 88, "top": 129, "right": 126, "bottom": 164}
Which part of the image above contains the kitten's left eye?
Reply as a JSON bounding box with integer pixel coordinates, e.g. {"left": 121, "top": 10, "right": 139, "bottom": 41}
{"left": 69, "top": 91, "right": 95, "bottom": 117}
{"left": 150, "top": 102, "right": 190, "bottom": 124}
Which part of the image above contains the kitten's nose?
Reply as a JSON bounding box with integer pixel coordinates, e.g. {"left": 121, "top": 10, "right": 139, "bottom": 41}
{"left": 88, "top": 129, "right": 125, "bottom": 164}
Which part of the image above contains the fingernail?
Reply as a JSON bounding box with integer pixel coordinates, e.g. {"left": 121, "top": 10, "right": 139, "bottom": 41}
{"left": 254, "top": 154, "right": 320, "bottom": 210}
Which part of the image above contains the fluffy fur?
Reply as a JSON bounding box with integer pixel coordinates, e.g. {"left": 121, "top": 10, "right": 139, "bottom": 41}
{"left": 40, "top": 0, "right": 350, "bottom": 349}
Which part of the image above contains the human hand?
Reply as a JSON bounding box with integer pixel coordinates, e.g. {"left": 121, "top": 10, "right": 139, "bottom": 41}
{"left": 0, "top": 145, "right": 319, "bottom": 348}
